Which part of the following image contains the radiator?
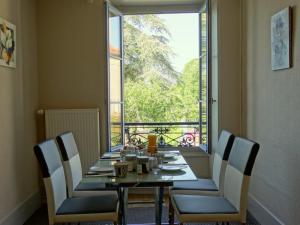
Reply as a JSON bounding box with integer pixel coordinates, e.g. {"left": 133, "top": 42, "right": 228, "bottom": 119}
{"left": 44, "top": 109, "right": 100, "bottom": 173}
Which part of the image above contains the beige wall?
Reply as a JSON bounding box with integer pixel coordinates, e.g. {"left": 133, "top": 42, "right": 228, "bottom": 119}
{"left": 37, "top": 0, "right": 108, "bottom": 151}
{"left": 217, "top": 0, "right": 242, "bottom": 136}
{"left": 210, "top": 0, "right": 242, "bottom": 152}
{"left": 0, "top": 0, "right": 39, "bottom": 222}
{"left": 243, "top": 0, "right": 300, "bottom": 224}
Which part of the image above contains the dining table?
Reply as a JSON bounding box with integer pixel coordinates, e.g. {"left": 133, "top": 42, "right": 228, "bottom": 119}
{"left": 82, "top": 150, "right": 197, "bottom": 225}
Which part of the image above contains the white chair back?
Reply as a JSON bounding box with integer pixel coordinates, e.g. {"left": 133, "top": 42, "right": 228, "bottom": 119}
{"left": 211, "top": 130, "right": 234, "bottom": 192}
{"left": 34, "top": 140, "right": 68, "bottom": 224}
{"left": 223, "top": 137, "right": 259, "bottom": 220}
{"left": 56, "top": 132, "right": 83, "bottom": 197}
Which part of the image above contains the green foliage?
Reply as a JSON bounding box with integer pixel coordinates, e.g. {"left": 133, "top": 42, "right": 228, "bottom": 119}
{"left": 124, "top": 15, "right": 201, "bottom": 124}
{"left": 124, "top": 75, "right": 177, "bottom": 122}
{"left": 125, "top": 58, "right": 200, "bottom": 123}
{"left": 174, "top": 59, "right": 200, "bottom": 122}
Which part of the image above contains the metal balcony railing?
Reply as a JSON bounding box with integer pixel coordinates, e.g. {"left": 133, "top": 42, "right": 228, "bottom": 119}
{"left": 124, "top": 122, "right": 207, "bottom": 148}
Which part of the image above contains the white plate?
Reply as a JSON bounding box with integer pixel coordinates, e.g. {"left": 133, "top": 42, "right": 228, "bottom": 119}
{"left": 159, "top": 164, "right": 187, "bottom": 171}
{"left": 163, "top": 153, "right": 178, "bottom": 159}
{"left": 89, "top": 166, "right": 113, "bottom": 173}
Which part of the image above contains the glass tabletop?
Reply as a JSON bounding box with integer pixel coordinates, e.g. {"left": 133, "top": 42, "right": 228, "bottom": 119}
{"left": 83, "top": 153, "right": 197, "bottom": 187}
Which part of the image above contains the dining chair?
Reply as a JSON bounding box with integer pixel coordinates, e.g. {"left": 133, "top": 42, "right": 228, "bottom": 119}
{"left": 171, "top": 130, "right": 235, "bottom": 196}
{"left": 56, "top": 131, "right": 118, "bottom": 198}
{"left": 169, "top": 137, "right": 260, "bottom": 225}
{"left": 34, "top": 139, "right": 119, "bottom": 225}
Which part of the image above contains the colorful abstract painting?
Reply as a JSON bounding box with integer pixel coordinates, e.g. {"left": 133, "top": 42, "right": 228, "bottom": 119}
{"left": 0, "top": 17, "right": 16, "bottom": 68}
{"left": 271, "top": 7, "right": 291, "bottom": 71}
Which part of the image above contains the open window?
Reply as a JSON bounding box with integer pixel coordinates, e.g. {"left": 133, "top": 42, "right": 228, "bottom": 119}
{"left": 105, "top": 2, "right": 124, "bottom": 151}
{"left": 105, "top": 1, "right": 210, "bottom": 152}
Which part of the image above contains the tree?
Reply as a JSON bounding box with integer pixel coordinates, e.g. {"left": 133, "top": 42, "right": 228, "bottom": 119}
{"left": 174, "top": 59, "right": 200, "bottom": 122}
{"left": 125, "top": 74, "right": 178, "bottom": 123}
{"left": 124, "top": 15, "right": 201, "bottom": 124}
{"left": 124, "top": 14, "right": 180, "bottom": 123}
{"left": 125, "top": 59, "right": 200, "bottom": 123}
{"left": 124, "top": 15, "right": 178, "bottom": 83}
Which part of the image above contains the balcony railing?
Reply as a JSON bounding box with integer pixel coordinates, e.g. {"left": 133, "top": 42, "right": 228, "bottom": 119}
{"left": 125, "top": 122, "right": 207, "bottom": 148}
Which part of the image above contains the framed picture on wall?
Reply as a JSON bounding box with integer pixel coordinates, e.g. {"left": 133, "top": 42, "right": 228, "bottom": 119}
{"left": 271, "top": 7, "right": 292, "bottom": 71}
{"left": 0, "top": 17, "right": 16, "bottom": 68}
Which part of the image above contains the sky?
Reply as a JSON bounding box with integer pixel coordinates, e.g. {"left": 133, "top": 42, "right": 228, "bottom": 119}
{"left": 159, "top": 13, "right": 199, "bottom": 73}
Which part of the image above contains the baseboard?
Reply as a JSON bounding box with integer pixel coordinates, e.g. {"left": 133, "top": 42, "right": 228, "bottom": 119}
{"left": 248, "top": 193, "right": 284, "bottom": 225}
{"left": 0, "top": 191, "right": 41, "bottom": 225}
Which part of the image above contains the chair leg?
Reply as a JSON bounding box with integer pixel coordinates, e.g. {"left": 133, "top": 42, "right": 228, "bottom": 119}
{"left": 168, "top": 196, "right": 174, "bottom": 225}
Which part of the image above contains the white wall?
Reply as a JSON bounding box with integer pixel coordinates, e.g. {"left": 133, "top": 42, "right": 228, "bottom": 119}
{"left": 243, "top": 0, "right": 300, "bottom": 224}
{"left": 0, "top": 0, "right": 40, "bottom": 223}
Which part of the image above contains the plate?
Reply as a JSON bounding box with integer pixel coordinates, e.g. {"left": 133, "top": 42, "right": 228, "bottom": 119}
{"left": 101, "top": 153, "right": 121, "bottom": 159}
{"left": 89, "top": 166, "right": 113, "bottom": 173}
{"left": 159, "top": 164, "right": 187, "bottom": 171}
{"left": 163, "top": 153, "right": 178, "bottom": 159}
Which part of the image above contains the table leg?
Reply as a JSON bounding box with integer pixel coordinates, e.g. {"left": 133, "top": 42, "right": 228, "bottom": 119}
{"left": 155, "top": 186, "right": 164, "bottom": 225}
{"left": 168, "top": 195, "right": 174, "bottom": 225}
{"left": 123, "top": 187, "right": 129, "bottom": 225}
{"left": 118, "top": 188, "right": 123, "bottom": 225}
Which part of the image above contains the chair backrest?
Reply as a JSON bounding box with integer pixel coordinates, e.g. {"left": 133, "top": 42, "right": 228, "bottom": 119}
{"left": 56, "top": 132, "right": 83, "bottom": 197}
{"left": 211, "top": 130, "right": 235, "bottom": 191}
{"left": 34, "top": 139, "right": 67, "bottom": 222}
{"left": 223, "top": 137, "right": 259, "bottom": 220}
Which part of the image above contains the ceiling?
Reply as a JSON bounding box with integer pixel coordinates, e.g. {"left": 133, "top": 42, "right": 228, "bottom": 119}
{"left": 110, "top": 0, "right": 204, "bottom": 6}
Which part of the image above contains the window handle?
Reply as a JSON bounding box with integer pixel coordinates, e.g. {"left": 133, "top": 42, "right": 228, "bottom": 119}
{"left": 208, "top": 97, "right": 217, "bottom": 104}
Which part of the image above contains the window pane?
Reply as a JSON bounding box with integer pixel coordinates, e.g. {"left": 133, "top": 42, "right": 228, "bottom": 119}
{"left": 109, "top": 14, "right": 121, "bottom": 57}
{"left": 110, "top": 103, "right": 122, "bottom": 147}
{"left": 110, "top": 57, "right": 121, "bottom": 102}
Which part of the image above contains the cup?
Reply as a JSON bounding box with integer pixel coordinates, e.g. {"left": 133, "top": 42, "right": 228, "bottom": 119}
{"left": 151, "top": 156, "right": 160, "bottom": 175}
{"left": 114, "top": 162, "right": 128, "bottom": 178}
{"left": 148, "top": 134, "right": 157, "bottom": 154}
{"left": 156, "top": 152, "right": 164, "bottom": 164}
{"left": 125, "top": 154, "right": 137, "bottom": 172}
{"left": 137, "top": 156, "right": 150, "bottom": 174}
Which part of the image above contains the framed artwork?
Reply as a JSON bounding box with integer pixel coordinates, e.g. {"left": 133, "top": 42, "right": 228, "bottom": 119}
{"left": 271, "top": 7, "right": 291, "bottom": 71}
{"left": 0, "top": 17, "right": 16, "bottom": 68}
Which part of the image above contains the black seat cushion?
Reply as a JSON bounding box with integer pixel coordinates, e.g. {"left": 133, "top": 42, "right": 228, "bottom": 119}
{"left": 172, "top": 179, "right": 218, "bottom": 191}
{"left": 173, "top": 195, "right": 237, "bottom": 214}
{"left": 75, "top": 181, "right": 117, "bottom": 191}
{"left": 57, "top": 195, "right": 118, "bottom": 215}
